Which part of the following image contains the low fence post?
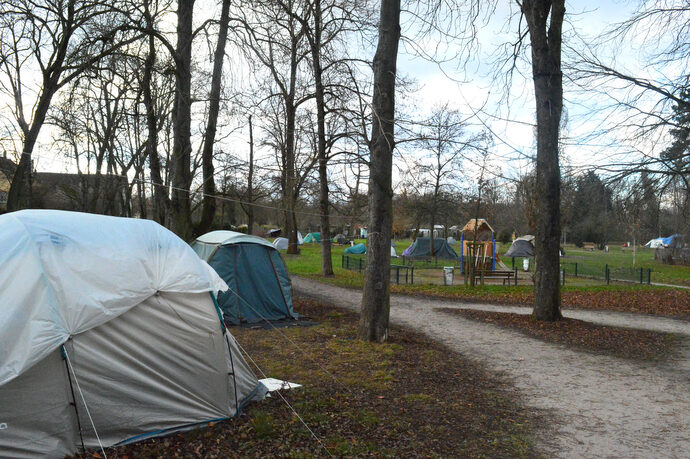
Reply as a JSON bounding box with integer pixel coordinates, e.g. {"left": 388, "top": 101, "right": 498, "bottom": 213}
{"left": 396, "top": 266, "right": 400, "bottom": 285}
{"left": 514, "top": 267, "right": 518, "bottom": 286}
{"left": 575, "top": 262, "right": 578, "bottom": 277}
{"left": 605, "top": 264, "right": 610, "bottom": 284}
{"left": 358, "top": 258, "right": 363, "bottom": 273}
{"left": 647, "top": 269, "right": 651, "bottom": 285}
{"left": 639, "top": 267, "right": 643, "bottom": 284}
{"left": 411, "top": 267, "right": 414, "bottom": 284}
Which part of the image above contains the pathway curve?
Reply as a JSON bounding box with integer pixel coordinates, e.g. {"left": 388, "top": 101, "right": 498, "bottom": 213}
{"left": 293, "top": 277, "right": 690, "bottom": 459}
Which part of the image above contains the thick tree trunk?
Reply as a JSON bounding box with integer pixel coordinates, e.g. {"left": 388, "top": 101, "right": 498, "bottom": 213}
{"left": 198, "top": 0, "right": 230, "bottom": 234}
{"left": 522, "top": 0, "right": 565, "bottom": 321}
{"left": 358, "top": 0, "right": 401, "bottom": 342}
{"left": 170, "top": 0, "right": 195, "bottom": 240}
{"left": 311, "top": 0, "right": 333, "bottom": 276}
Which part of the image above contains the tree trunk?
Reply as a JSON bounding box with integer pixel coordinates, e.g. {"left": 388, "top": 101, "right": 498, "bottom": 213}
{"left": 7, "top": 92, "right": 54, "bottom": 210}
{"left": 246, "top": 115, "right": 255, "bottom": 234}
{"left": 311, "top": 0, "right": 333, "bottom": 276}
{"left": 198, "top": 0, "right": 230, "bottom": 234}
{"left": 170, "top": 0, "right": 195, "bottom": 240}
{"left": 522, "top": 0, "right": 565, "bottom": 321}
{"left": 358, "top": 0, "right": 401, "bottom": 342}
{"left": 285, "top": 40, "right": 299, "bottom": 254}
{"left": 142, "top": 27, "right": 169, "bottom": 225}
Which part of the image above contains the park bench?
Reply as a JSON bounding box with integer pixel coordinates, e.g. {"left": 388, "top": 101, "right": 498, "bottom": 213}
{"left": 583, "top": 242, "right": 596, "bottom": 251}
{"left": 469, "top": 269, "right": 516, "bottom": 285}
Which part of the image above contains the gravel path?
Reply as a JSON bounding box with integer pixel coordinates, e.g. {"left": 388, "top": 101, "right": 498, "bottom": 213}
{"left": 293, "top": 277, "right": 690, "bottom": 459}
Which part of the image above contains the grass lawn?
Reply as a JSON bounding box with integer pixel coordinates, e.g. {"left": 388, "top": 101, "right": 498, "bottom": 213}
{"left": 283, "top": 242, "right": 690, "bottom": 319}
{"left": 104, "top": 299, "right": 538, "bottom": 458}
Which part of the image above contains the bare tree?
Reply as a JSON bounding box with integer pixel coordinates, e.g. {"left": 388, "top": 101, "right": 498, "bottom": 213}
{"left": 358, "top": 0, "right": 401, "bottom": 343}
{"left": 238, "top": 0, "right": 314, "bottom": 253}
{"left": 197, "top": 0, "right": 231, "bottom": 235}
{"left": 413, "top": 104, "right": 488, "bottom": 256}
{"left": 0, "top": 0, "right": 135, "bottom": 210}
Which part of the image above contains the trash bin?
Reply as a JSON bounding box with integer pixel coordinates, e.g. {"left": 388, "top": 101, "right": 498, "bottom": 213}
{"left": 522, "top": 258, "right": 529, "bottom": 272}
{"left": 443, "top": 266, "right": 454, "bottom": 285}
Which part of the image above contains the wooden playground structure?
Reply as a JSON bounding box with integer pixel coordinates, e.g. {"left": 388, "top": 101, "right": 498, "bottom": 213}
{"left": 459, "top": 219, "right": 515, "bottom": 285}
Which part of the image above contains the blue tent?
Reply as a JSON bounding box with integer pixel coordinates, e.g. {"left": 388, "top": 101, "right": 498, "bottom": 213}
{"left": 345, "top": 243, "right": 366, "bottom": 254}
{"left": 660, "top": 234, "right": 681, "bottom": 247}
{"left": 192, "top": 231, "right": 297, "bottom": 325}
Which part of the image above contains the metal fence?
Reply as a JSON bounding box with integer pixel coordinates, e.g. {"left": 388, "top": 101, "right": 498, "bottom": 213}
{"left": 341, "top": 255, "right": 414, "bottom": 285}
{"left": 559, "top": 262, "right": 652, "bottom": 285}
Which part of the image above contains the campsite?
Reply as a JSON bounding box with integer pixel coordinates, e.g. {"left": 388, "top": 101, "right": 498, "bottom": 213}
{"left": 2, "top": 0, "right": 690, "bottom": 458}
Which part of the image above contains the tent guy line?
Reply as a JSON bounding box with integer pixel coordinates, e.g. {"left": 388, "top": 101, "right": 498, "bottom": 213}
{"left": 121, "top": 174, "right": 368, "bottom": 221}
{"left": 231, "top": 336, "right": 335, "bottom": 459}
{"left": 63, "top": 347, "right": 108, "bottom": 459}
{"left": 225, "top": 285, "right": 362, "bottom": 400}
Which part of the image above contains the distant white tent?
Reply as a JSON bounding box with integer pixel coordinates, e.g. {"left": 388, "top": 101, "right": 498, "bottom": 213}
{"left": 644, "top": 238, "right": 664, "bottom": 248}
{"left": 273, "top": 237, "right": 288, "bottom": 250}
{"left": 0, "top": 210, "right": 266, "bottom": 457}
{"left": 297, "top": 231, "right": 304, "bottom": 245}
{"left": 391, "top": 245, "right": 398, "bottom": 258}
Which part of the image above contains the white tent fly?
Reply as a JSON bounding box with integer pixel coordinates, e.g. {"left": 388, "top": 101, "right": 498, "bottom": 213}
{"left": 644, "top": 238, "right": 664, "bottom": 248}
{"left": 0, "top": 210, "right": 266, "bottom": 458}
{"left": 273, "top": 237, "right": 289, "bottom": 250}
{"left": 273, "top": 235, "right": 301, "bottom": 249}
{"left": 391, "top": 244, "right": 398, "bottom": 258}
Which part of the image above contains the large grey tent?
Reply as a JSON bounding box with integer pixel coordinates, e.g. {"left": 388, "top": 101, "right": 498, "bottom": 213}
{"left": 504, "top": 238, "right": 535, "bottom": 258}
{"left": 192, "top": 231, "right": 297, "bottom": 325}
{"left": 0, "top": 210, "right": 266, "bottom": 458}
{"left": 402, "top": 237, "right": 458, "bottom": 259}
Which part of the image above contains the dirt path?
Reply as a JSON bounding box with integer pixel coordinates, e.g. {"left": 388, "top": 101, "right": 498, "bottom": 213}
{"left": 293, "top": 277, "right": 690, "bottom": 459}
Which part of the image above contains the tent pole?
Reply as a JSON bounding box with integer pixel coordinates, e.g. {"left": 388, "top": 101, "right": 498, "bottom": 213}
{"left": 62, "top": 344, "right": 86, "bottom": 453}
{"left": 225, "top": 335, "right": 240, "bottom": 415}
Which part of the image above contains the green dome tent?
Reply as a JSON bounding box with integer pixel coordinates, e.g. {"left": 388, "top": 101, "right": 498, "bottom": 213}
{"left": 402, "top": 237, "right": 458, "bottom": 259}
{"left": 344, "top": 242, "right": 366, "bottom": 254}
{"left": 303, "top": 232, "right": 321, "bottom": 243}
{"left": 192, "top": 231, "right": 297, "bottom": 325}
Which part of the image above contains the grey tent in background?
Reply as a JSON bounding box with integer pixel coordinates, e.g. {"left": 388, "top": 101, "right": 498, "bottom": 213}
{"left": 333, "top": 233, "right": 347, "bottom": 244}
{"left": 402, "top": 237, "right": 458, "bottom": 260}
{"left": 447, "top": 236, "right": 458, "bottom": 245}
{"left": 0, "top": 210, "right": 266, "bottom": 458}
{"left": 505, "top": 238, "right": 535, "bottom": 258}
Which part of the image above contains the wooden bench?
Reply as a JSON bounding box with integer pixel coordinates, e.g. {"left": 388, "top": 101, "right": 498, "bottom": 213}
{"left": 583, "top": 242, "right": 596, "bottom": 251}
{"left": 469, "top": 270, "right": 516, "bottom": 285}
